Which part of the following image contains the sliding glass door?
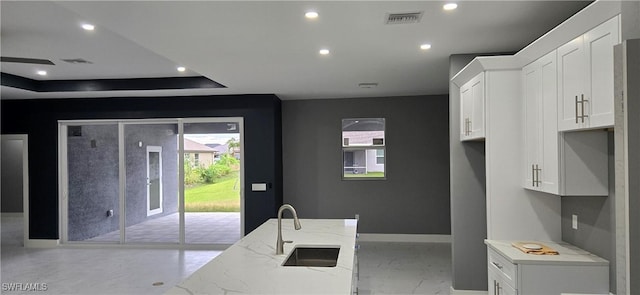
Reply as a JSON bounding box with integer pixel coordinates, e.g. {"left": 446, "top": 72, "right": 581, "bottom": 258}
{"left": 60, "top": 118, "right": 243, "bottom": 246}
{"left": 123, "top": 122, "right": 179, "bottom": 244}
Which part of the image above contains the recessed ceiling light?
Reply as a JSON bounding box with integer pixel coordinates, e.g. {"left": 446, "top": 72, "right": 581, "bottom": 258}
{"left": 81, "top": 23, "right": 95, "bottom": 31}
{"left": 443, "top": 3, "right": 458, "bottom": 11}
{"left": 305, "top": 11, "right": 319, "bottom": 19}
{"left": 319, "top": 49, "right": 330, "bottom": 55}
{"left": 420, "top": 44, "right": 432, "bottom": 50}
{"left": 37, "top": 70, "right": 47, "bottom": 76}
{"left": 177, "top": 66, "right": 186, "bottom": 72}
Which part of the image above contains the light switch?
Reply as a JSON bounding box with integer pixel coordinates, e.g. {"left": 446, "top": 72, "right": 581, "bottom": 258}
{"left": 251, "top": 183, "right": 267, "bottom": 192}
{"left": 572, "top": 214, "right": 578, "bottom": 230}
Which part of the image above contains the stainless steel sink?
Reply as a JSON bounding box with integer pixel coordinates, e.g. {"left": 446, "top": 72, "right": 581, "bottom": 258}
{"left": 282, "top": 246, "right": 340, "bottom": 267}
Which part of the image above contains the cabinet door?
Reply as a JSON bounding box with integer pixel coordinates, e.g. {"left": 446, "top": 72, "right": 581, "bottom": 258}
{"left": 460, "top": 83, "right": 473, "bottom": 140}
{"left": 488, "top": 269, "right": 517, "bottom": 295}
{"left": 522, "top": 62, "right": 541, "bottom": 190}
{"left": 470, "top": 73, "right": 485, "bottom": 139}
{"left": 585, "top": 16, "right": 619, "bottom": 128}
{"left": 539, "top": 51, "right": 559, "bottom": 194}
{"left": 558, "top": 35, "right": 585, "bottom": 131}
{"left": 488, "top": 269, "right": 500, "bottom": 295}
{"left": 460, "top": 72, "right": 485, "bottom": 141}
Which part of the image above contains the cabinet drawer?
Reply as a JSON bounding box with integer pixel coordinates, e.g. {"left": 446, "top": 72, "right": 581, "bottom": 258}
{"left": 488, "top": 250, "right": 516, "bottom": 287}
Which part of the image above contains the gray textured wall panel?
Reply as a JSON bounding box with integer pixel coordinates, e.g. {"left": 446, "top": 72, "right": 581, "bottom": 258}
{"left": 67, "top": 124, "right": 119, "bottom": 241}
{"left": 282, "top": 95, "right": 450, "bottom": 234}
{"left": 124, "top": 124, "right": 178, "bottom": 227}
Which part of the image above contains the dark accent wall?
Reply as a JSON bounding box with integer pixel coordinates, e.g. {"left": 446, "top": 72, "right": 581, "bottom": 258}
{"left": 1, "top": 139, "right": 24, "bottom": 212}
{"left": 561, "top": 133, "right": 615, "bottom": 293}
{"left": 0, "top": 94, "right": 282, "bottom": 239}
{"left": 281, "top": 95, "right": 450, "bottom": 234}
{"left": 449, "top": 54, "right": 488, "bottom": 291}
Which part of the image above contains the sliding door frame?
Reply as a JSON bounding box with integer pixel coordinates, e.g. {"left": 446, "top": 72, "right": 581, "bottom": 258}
{"left": 58, "top": 117, "right": 245, "bottom": 247}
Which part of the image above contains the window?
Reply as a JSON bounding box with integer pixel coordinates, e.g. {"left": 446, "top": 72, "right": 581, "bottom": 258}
{"left": 376, "top": 149, "right": 384, "bottom": 164}
{"left": 194, "top": 153, "right": 200, "bottom": 166}
{"left": 342, "top": 118, "right": 385, "bottom": 179}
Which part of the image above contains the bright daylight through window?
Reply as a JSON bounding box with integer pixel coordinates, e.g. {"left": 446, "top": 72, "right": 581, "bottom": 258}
{"left": 342, "top": 118, "right": 385, "bottom": 179}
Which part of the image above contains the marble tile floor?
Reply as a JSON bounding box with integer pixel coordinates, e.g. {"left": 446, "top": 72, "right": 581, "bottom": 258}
{"left": 84, "top": 212, "right": 241, "bottom": 245}
{"left": 2, "top": 216, "right": 452, "bottom": 294}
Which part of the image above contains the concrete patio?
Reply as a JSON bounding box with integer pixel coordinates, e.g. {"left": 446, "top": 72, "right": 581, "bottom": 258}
{"left": 84, "top": 212, "right": 241, "bottom": 245}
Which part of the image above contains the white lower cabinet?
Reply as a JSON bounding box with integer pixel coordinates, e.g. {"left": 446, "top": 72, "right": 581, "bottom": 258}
{"left": 486, "top": 241, "right": 609, "bottom": 295}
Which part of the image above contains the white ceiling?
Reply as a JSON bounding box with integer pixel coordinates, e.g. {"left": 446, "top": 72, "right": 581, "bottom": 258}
{"left": 0, "top": 1, "right": 591, "bottom": 100}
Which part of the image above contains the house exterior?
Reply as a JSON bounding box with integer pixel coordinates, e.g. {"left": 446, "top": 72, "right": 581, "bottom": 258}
{"left": 184, "top": 138, "right": 217, "bottom": 167}
{"left": 342, "top": 130, "right": 384, "bottom": 174}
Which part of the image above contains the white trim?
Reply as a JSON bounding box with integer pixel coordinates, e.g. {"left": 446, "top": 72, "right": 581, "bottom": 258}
{"left": 0, "top": 212, "right": 24, "bottom": 218}
{"left": 358, "top": 234, "right": 451, "bottom": 243}
{"left": 25, "top": 239, "right": 60, "bottom": 248}
{"left": 58, "top": 124, "right": 68, "bottom": 243}
{"left": 449, "top": 287, "right": 486, "bottom": 295}
{"left": 146, "top": 145, "right": 163, "bottom": 216}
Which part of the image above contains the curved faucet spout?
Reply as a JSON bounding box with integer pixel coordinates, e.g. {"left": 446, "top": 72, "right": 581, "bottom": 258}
{"left": 276, "top": 204, "right": 301, "bottom": 255}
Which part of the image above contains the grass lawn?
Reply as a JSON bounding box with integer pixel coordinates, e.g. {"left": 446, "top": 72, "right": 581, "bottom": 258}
{"left": 344, "top": 172, "right": 385, "bottom": 178}
{"left": 185, "top": 170, "right": 240, "bottom": 212}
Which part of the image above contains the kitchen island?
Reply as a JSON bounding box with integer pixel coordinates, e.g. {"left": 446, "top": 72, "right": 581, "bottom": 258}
{"left": 166, "top": 218, "right": 358, "bottom": 294}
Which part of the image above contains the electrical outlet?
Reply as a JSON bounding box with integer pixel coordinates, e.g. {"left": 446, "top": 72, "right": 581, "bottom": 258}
{"left": 572, "top": 214, "right": 578, "bottom": 230}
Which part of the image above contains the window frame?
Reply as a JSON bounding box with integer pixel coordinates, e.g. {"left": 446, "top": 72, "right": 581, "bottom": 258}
{"left": 341, "top": 118, "right": 386, "bottom": 181}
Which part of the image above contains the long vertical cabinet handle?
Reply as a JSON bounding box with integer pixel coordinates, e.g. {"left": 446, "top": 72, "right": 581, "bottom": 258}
{"left": 575, "top": 95, "right": 579, "bottom": 124}
{"left": 532, "top": 164, "right": 535, "bottom": 187}
{"left": 466, "top": 118, "right": 470, "bottom": 136}
{"left": 494, "top": 280, "right": 498, "bottom": 295}
{"left": 581, "top": 94, "right": 588, "bottom": 123}
{"left": 536, "top": 164, "right": 541, "bottom": 187}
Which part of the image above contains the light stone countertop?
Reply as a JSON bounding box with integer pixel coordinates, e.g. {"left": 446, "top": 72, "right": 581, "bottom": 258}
{"left": 485, "top": 240, "right": 609, "bottom": 266}
{"left": 166, "top": 218, "right": 358, "bottom": 294}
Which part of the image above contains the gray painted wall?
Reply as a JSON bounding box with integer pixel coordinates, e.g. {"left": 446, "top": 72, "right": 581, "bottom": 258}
{"left": 561, "top": 133, "right": 615, "bottom": 293}
{"left": 449, "top": 54, "right": 487, "bottom": 291}
{"left": 67, "top": 124, "right": 179, "bottom": 241}
{"left": 624, "top": 38, "right": 640, "bottom": 294}
{"left": 68, "top": 125, "right": 119, "bottom": 240}
{"left": 1, "top": 139, "right": 23, "bottom": 212}
{"left": 282, "top": 95, "right": 450, "bottom": 234}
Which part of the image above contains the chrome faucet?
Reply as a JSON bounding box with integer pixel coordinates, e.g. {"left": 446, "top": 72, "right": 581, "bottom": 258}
{"left": 276, "top": 204, "right": 302, "bottom": 255}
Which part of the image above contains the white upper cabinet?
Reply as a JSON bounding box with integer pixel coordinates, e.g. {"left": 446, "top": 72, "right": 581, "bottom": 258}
{"left": 522, "top": 50, "right": 560, "bottom": 194}
{"left": 522, "top": 49, "right": 608, "bottom": 196}
{"left": 558, "top": 15, "right": 620, "bottom": 131}
{"left": 460, "top": 72, "right": 485, "bottom": 141}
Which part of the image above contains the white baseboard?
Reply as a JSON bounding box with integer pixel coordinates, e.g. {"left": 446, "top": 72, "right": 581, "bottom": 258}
{"left": 0, "top": 212, "right": 24, "bottom": 218}
{"left": 450, "top": 286, "right": 486, "bottom": 295}
{"left": 358, "top": 233, "right": 451, "bottom": 243}
{"left": 25, "top": 239, "right": 60, "bottom": 248}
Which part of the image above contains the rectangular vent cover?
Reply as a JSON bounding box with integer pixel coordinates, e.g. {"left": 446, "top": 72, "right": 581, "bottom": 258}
{"left": 385, "top": 12, "right": 423, "bottom": 24}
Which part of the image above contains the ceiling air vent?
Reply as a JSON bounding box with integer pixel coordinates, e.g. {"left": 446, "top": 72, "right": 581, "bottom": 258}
{"left": 385, "top": 12, "right": 423, "bottom": 25}
{"left": 61, "top": 58, "right": 93, "bottom": 64}
{"left": 359, "top": 83, "right": 378, "bottom": 89}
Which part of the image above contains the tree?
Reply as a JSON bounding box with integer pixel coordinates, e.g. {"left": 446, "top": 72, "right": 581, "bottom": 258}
{"left": 227, "top": 137, "right": 240, "bottom": 154}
